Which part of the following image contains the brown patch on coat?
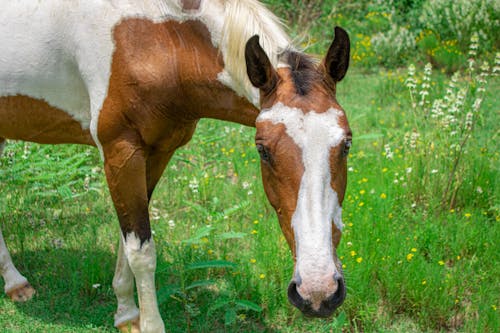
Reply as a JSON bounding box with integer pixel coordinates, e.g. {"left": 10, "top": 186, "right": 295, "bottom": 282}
{"left": 0, "top": 95, "right": 95, "bottom": 145}
{"left": 256, "top": 120, "right": 303, "bottom": 258}
{"left": 97, "top": 18, "right": 258, "bottom": 242}
{"left": 261, "top": 67, "right": 342, "bottom": 114}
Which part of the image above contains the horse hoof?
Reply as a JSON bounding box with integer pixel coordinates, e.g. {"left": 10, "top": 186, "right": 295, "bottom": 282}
{"left": 6, "top": 283, "right": 36, "bottom": 302}
{"left": 116, "top": 316, "right": 140, "bottom": 333}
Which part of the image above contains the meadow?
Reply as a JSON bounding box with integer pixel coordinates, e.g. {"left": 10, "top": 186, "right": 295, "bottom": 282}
{"left": 1, "top": 1, "right": 499, "bottom": 332}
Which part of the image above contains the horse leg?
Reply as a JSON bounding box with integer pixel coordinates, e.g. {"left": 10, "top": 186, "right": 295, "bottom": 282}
{"left": 113, "top": 236, "right": 140, "bottom": 333}
{"left": 111, "top": 148, "right": 174, "bottom": 333}
{"left": 0, "top": 228, "right": 36, "bottom": 301}
{"left": 103, "top": 138, "right": 165, "bottom": 333}
{"left": 0, "top": 139, "right": 36, "bottom": 301}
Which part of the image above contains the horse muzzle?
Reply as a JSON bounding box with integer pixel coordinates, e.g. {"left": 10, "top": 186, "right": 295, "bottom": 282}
{"left": 287, "top": 273, "right": 346, "bottom": 318}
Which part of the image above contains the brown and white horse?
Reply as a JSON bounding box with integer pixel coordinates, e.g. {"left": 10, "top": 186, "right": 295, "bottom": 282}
{"left": 0, "top": 0, "right": 351, "bottom": 331}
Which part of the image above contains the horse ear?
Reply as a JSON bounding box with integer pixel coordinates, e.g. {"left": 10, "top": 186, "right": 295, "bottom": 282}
{"left": 245, "top": 35, "right": 278, "bottom": 94}
{"left": 324, "top": 27, "right": 350, "bottom": 83}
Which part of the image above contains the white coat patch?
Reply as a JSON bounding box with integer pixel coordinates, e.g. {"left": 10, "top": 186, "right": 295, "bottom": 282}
{"left": 0, "top": 0, "right": 226, "bottom": 156}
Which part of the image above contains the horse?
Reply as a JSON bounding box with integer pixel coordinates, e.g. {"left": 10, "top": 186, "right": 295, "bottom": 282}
{"left": 0, "top": 1, "right": 351, "bottom": 332}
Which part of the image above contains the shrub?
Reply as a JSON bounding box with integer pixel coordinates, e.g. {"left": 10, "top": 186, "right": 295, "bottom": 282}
{"left": 402, "top": 35, "right": 499, "bottom": 210}
{"left": 372, "top": 25, "right": 417, "bottom": 67}
{"left": 420, "top": 0, "right": 500, "bottom": 53}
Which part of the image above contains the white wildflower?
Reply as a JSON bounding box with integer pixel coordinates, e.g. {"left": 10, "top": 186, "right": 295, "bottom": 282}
{"left": 384, "top": 144, "right": 394, "bottom": 160}
{"left": 188, "top": 177, "right": 199, "bottom": 193}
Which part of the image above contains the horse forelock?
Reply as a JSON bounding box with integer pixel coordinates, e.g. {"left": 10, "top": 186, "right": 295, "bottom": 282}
{"left": 280, "top": 51, "right": 321, "bottom": 96}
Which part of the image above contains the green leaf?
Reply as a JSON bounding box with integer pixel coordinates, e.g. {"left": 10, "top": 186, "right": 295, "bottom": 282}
{"left": 181, "top": 225, "right": 213, "bottom": 245}
{"left": 185, "top": 279, "right": 216, "bottom": 291}
{"left": 185, "top": 260, "right": 237, "bottom": 270}
{"left": 333, "top": 311, "right": 347, "bottom": 328}
{"left": 235, "top": 299, "right": 262, "bottom": 312}
{"left": 224, "top": 309, "right": 237, "bottom": 326}
{"left": 208, "top": 297, "right": 231, "bottom": 315}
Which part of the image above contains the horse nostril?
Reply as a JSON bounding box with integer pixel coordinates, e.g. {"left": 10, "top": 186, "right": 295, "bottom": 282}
{"left": 329, "top": 276, "right": 346, "bottom": 309}
{"left": 287, "top": 281, "right": 306, "bottom": 311}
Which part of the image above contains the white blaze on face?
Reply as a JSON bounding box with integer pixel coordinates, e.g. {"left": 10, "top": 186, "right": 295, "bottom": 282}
{"left": 257, "top": 102, "right": 345, "bottom": 287}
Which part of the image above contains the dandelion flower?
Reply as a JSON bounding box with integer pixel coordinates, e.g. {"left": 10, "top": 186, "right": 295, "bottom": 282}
{"left": 356, "top": 257, "right": 363, "bottom": 263}
{"left": 380, "top": 193, "right": 387, "bottom": 199}
{"left": 406, "top": 253, "right": 414, "bottom": 261}
{"left": 259, "top": 274, "right": 265, "bottom": 279}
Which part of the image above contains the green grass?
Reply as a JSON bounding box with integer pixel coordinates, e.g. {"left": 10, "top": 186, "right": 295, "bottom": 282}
{"left": 1, "top": 68, "right": 498, "bottom": 332}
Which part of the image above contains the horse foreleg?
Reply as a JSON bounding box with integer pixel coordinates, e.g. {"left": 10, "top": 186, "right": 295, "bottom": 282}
{"left": 113, "top": 236, "right": 140, "bottom": 333}
{"left": 103, "top": 140, "right": 165, "bottom": 333}
{"left": 0, "top": 228, "right": 35, "bottom": 302}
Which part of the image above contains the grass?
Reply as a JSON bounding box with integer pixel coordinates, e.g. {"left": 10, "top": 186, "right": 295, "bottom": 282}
{"left": 0, "top": 66, "right": 499, "bottom": 332}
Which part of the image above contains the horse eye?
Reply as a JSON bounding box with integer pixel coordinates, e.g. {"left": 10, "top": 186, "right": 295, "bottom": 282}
{"left": 343, "top": 139, "right": 352, "bottom": 157}
{"left": 256, "top": 144, "right": 272, "bottom": 162}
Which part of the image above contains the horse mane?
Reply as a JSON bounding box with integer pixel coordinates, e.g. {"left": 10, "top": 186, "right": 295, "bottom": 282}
{"left": 221, "top": 0, "right": 292, "bottom": 100}
{"left": 147, "top": 0, "right": 293, "bottom": 101}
